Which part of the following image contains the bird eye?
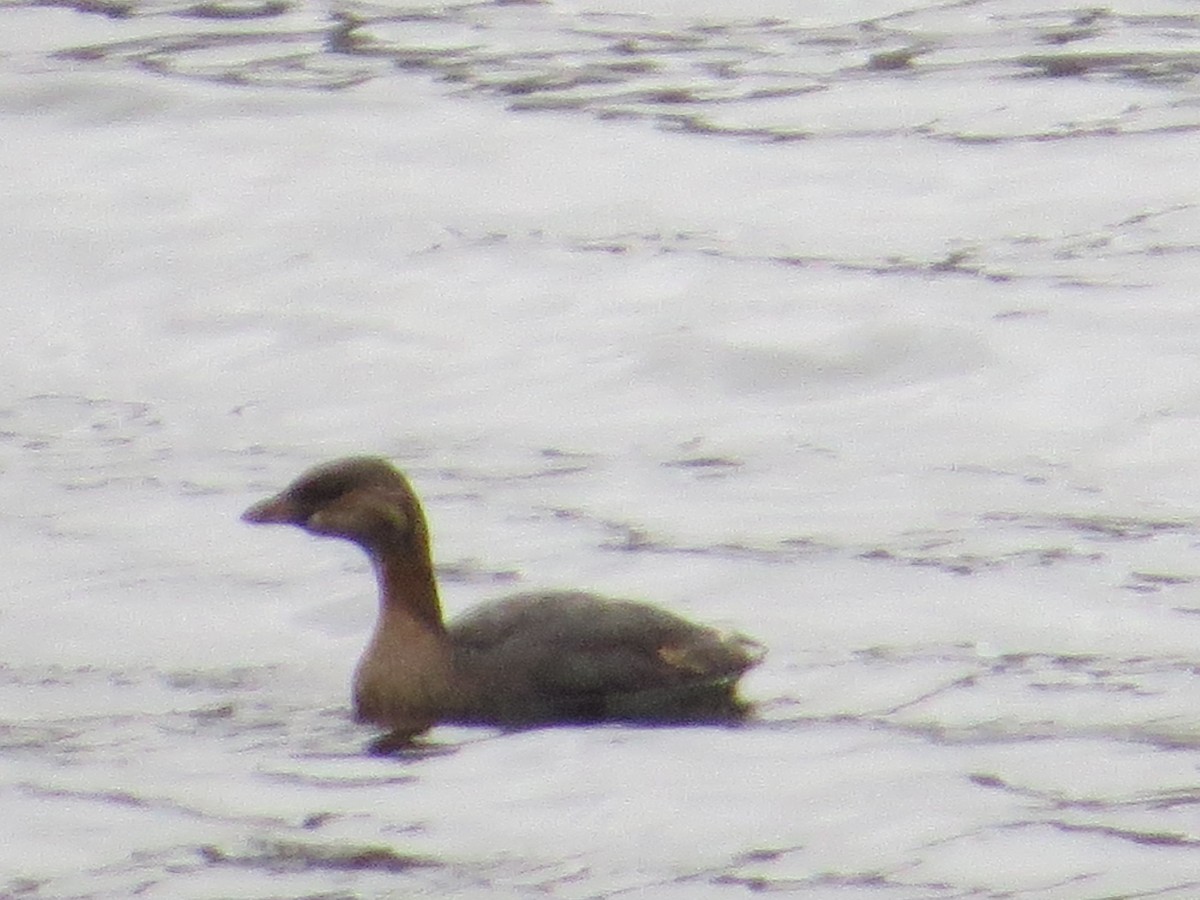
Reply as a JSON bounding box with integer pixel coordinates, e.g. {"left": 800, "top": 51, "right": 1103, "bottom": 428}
{"left": 293, "top": 474, "right": 352, "bottom": 509}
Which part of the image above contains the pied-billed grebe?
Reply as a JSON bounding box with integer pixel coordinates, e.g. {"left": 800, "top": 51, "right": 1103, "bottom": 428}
{"left": 243, "top": 457, "right": 764, "bottom": 740}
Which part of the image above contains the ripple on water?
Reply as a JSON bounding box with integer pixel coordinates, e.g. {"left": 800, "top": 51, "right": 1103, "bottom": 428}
{"left": 1, "top": 0, "right": 1193, "bottom": 143}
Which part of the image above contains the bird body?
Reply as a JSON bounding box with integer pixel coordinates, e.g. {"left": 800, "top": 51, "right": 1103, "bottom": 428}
{"left": 243, "top": 457, "right": 763, "bottom": 741}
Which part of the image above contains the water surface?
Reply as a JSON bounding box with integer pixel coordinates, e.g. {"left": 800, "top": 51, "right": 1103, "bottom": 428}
{"left": 3, "top": 1, "right": 1200, "bottom": 896}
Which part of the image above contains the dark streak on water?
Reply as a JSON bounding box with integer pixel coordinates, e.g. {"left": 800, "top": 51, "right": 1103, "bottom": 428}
{"left": 199, "top": 838, "right": 436, "bottom": 872}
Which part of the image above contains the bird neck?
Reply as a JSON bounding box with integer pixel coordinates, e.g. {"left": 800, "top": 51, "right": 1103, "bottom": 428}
{"left": 368, "top": 537, "right": 446, "bottom": 636}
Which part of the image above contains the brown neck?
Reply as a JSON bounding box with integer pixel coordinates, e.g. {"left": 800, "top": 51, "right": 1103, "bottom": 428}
{"left": 367, "top": 536, "right": 446, "bottom": 635}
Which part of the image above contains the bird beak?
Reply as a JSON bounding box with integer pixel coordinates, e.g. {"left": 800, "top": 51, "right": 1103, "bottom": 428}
{"left": 242, "top": 493, "right": 301, "bottom": 525}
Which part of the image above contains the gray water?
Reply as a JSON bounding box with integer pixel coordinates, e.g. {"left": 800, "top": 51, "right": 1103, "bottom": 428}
{"left": 3, "top": 1, "right": 1200, "bottom": 897}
